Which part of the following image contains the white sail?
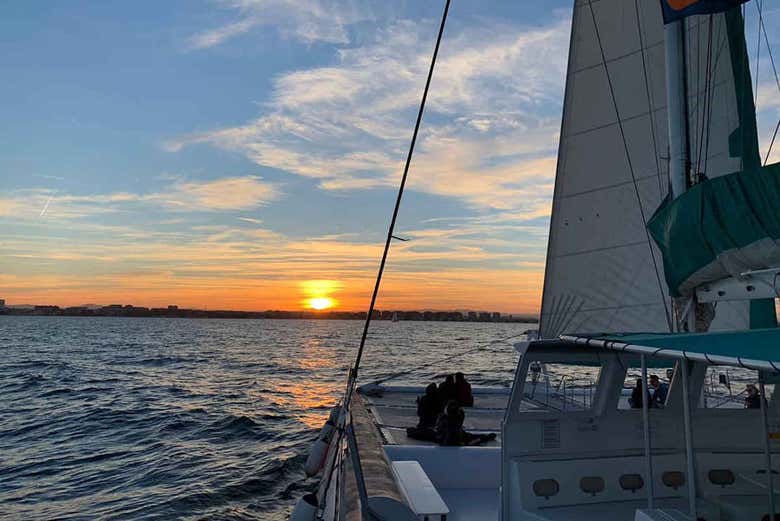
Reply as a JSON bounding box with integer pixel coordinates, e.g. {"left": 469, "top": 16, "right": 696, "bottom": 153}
{"left": 540, "top": 1, "right": 758, "bottom": 338}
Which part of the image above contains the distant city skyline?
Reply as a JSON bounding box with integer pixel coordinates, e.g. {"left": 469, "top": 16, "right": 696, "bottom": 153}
{"left": 1, "top": 2, "right": 777, "bottom": 314}
{"left": 0, "top": 301, "right": 539, "bottom": 322}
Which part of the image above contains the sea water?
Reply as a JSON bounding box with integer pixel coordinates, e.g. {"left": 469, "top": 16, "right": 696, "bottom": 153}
{"left": 0, "top": 316, "right": 528, "bottom": 520}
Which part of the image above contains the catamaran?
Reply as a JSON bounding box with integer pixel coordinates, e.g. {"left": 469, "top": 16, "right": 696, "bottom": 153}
{"left": 291, "top": 0, "right": 780, "bottom": 519}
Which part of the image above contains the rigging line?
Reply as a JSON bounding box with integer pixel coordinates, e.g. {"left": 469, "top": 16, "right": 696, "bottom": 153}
{"left": 696, "top": 15, "right": 715, "bottom": 177}
{"left": 343, "top": 0, "right": 452, "bottom": 407}
{"left": 756, "top": 0, "right": 780, "bottom": 94}
{"left": 370, "top": 332, "right": 529, "bottom": 386}
{"left": 703, "top": 17, "right": 728, "bottom": 176}
{"left": 689, "top": 17, "right": 701, "bottom": 174}
{"left": 585, "top": 0, "right": 673, "bottom": 333}
{"left": 756, "top": 0, "right": 780, "bottom": 167}
{"left": 739, "top": 4, "right": 750, "bottom": 172}
{"left": 754, "top": 0, "right": 763, "bottom": 113}
{"left": 766, "top": 119, "right": 780, "bottom": 166}
{"left": 633, "top": 0, "right": 664, "bottom": 198}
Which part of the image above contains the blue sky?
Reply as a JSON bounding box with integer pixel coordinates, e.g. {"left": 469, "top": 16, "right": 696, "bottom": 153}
{"left": 1, "top": 0, "right": 778, "bottom": 312}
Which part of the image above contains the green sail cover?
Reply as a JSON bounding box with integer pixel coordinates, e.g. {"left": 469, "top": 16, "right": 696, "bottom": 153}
{"left": 647, "top": 162, "right": 780, "bottom": 298}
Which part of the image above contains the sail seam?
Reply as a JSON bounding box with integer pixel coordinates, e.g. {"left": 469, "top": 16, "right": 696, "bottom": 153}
{"left": 585, "top": 0, "right": 673, "bottom": 332}
{"left": 555, "top": 174, "right": 667, "bottom": 200}
{"left": 571, "top": 42, "right": 665, "bottom": 75}
{"left": 553, "top": 240, "right": 650, "bottom": 259}
{"left": 543, "top": 302, "right": 672, "bottom": 314}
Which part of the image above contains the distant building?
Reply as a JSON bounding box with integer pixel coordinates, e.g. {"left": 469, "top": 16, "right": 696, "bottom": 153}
{"left": 33, "top": 305, "right": 60, "bottom": 315}
{"left": 491, "top": 312, "right": 501, "bottom": 322}
{"left": 0, "top": 299, "right": 5, "bottom": 309}
{"left": 168, "top": 305, "right": 178, "bottom": 310}
{"left": 467, "top": 311, "right": 477, "bottom": 321}
{"left": 478, "top": 312, "right": 491, "bottom": 322}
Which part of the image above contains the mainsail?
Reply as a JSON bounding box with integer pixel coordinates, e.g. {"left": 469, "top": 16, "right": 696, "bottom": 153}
{"left": 539, "top": 0, "right": 767, "bottom": 338}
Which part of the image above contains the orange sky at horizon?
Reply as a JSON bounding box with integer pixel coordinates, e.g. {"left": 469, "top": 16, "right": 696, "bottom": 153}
{"left": 0, "top": 270, "right": 544, "bottom": 314}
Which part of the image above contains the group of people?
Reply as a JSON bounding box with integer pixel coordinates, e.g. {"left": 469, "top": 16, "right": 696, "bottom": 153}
{"left": 406, "top": 373, "right": 495, "bottom": 446}
{"left": 629, "top": 374, "right": 669, "bottom": 409}
{"left": 630, "top": 375, "right": 765, "bottom": 410}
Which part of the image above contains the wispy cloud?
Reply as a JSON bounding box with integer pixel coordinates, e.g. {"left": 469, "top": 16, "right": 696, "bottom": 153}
{"left": 171, "top": 14, "right": 570, "bottom": 213}
{"left": 0, "top": 176, "right": 280, "bottom": 220}
{"left": 186, "top": 0, "right": 377, "bottom": 50}
{"left": 0, "top": 217, "right": 543, "bottom": 312}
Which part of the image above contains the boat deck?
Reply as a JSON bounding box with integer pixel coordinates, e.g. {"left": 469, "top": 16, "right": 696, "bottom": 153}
{"left": 359, "top": 384, "right": 511, "bottom": 447}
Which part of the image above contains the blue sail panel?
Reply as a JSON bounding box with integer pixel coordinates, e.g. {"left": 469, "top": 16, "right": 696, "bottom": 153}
{"left": 660, "top": 0, "right": 749, "bottom": 23}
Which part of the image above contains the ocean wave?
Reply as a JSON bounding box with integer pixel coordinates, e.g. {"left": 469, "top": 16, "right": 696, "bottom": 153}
{"left": 0, "top": 316, "right": 525, "bottom": 519}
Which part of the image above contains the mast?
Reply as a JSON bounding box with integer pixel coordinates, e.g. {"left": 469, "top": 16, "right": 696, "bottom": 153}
{"left": 665, "top": 20, "right": 690, "bottom": 200}
{"left": 665, "top": 19, "right": 697, "bottom": 333}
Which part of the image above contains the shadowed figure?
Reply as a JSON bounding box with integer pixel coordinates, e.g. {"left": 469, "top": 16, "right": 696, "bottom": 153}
{"left": 437, "top": 374, "right": 457, "bottom": 410}
{"left": 416, "top": 382, "right": 441, "bottom": 428}
{"left": 455, "top": 372, "right": 474, "bottom": 407}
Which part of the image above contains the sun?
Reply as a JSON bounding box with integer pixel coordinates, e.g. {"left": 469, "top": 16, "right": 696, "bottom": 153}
{"left": 307, "top": 297, "right": 335, "bottom": 310}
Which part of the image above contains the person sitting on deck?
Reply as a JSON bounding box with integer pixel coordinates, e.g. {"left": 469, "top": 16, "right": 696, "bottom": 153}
{"left": 629, "top": 378, "right": 651, "bottom": 409}
{"left": 438, "top": 374, "right": 457, "bottom": 410}
{"left": 649, "top": 374, "right": 668, "bottom": 407}
{"left": 436, "top": 399, "right": 466, "bottom": 446}
{"left": 745, "top": 384, "right": 762, "bottom": 409}
{"left": 434, "top": 399, "right": 497, "bottom": 446}
{"left": 455, "top": 372, "right": 474, "bottom": 407}
{"left": 416, "top": 383, "right": 441, "bottom": 428}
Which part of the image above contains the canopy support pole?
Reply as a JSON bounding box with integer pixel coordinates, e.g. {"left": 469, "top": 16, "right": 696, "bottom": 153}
{"left": 641, "top": 354, "right": 655, "bottom": 509}
{"left": 680, "top": 358, "right": 697, "bottom": 517}
{"left": 759, "top": 375, "right": 776, "bottom": 518}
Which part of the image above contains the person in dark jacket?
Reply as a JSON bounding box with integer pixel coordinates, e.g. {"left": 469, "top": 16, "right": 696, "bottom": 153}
{"left": 435, "top": 399, "right": 466, "bottom": 446}
{"left": 416, "top": 383, "right": 441, "bottom": 428}
{"left": 745, "top": 384, "right": 762, "bottom": 409}
{"left": 434, "top": 399, "right": 497, "bottom": 446}
{"left": 649, "top": 374, "right": 669, "bottom": 407}
{"left": 437, "top": 374, "right": 457, "bottom": 411}
{"left": 455, "top": 372, "right": 474, "bottom": 407}
{"left": 629, "top": 378, "right": 651, "bottom": 409}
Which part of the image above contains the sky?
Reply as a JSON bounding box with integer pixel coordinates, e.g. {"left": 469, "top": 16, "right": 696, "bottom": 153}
{"left": 1, "top": 1, "right": 779, "bottom": 314}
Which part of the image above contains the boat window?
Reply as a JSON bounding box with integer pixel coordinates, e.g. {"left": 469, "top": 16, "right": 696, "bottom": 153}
{"left": 700, "top": 366, "right": 774, "bottom": 410}
{"left": 523, "top": 362, "right": 601, "bottom": 411}
{"left": 617, "top": 363, "right": 675, "bottom": 410}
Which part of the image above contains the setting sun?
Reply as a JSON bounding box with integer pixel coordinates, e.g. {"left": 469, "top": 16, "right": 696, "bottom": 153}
{"left": 300, "top": 280, "right": 342, "bottom": 311}
{"left": 307, "top": 297, "right": 336, "bottom": 310}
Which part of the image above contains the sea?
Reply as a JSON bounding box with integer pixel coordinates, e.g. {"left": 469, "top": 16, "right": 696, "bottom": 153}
{"left": 0, "top": 316, "right": 528, "bottom": 520}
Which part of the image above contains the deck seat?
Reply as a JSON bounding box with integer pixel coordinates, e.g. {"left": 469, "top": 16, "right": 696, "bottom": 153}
{"left": 385, "top": 446, "right": 501, "bottom": 521}
{"left": 391, "top": 461, "right": 449, "bottom": 520}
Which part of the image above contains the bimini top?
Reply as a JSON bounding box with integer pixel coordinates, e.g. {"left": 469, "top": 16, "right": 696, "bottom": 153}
{"left": 559, "top": 328, "right": 780, "bottom": 373}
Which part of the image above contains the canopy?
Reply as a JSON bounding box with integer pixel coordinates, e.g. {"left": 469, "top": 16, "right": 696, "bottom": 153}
{"left": 647, "top": 162, "right": 780, "bottom": 297}
{"left": 560, "top": 327, "right": 780, "bottom": 372}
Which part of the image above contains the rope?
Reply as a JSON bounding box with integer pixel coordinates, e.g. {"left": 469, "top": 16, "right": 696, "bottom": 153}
{"left": 695, "top": 15, "right": 714, "bottom": 178}
{"left": 343, "top": 0, "right": 452, "bottom": 408}
{"left": 767, "top": 120, "right": 780, "bottom": 166}
{"left": 370, "top": 332, "right": 530, "bottom": 386}
{"left": 633, "top": 0, "right": 664, "bottom": 198}
{"left": 755, "top": 0, "right": 780, "bottom": 165}
{"left": 586, "top": 0, "right": 673, "bottom": 333}
{"left": 754, "top": 0, "right": 763, "bottom": 111}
